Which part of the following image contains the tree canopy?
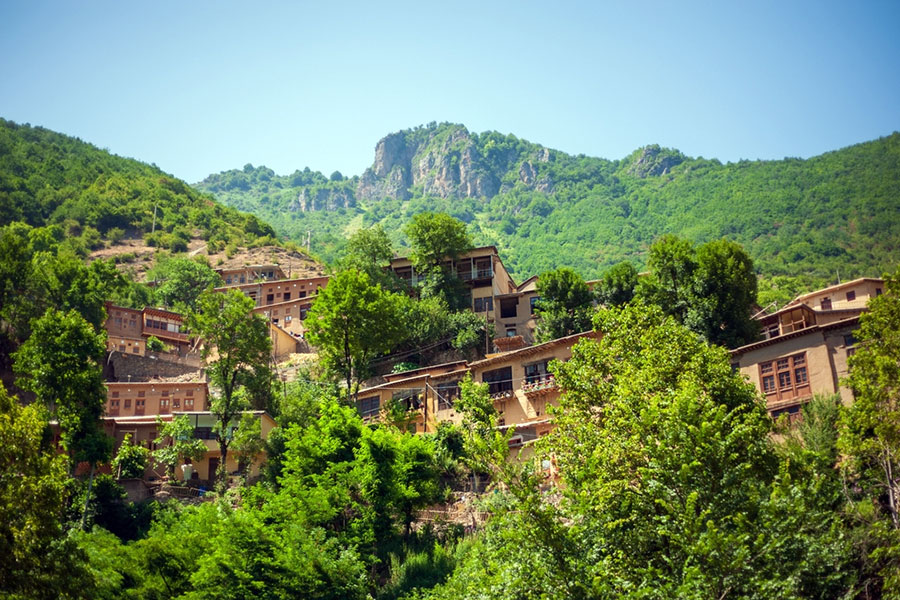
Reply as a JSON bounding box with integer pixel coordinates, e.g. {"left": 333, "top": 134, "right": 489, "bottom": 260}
{"left": 305, "top": 269, "right": 407, "bottom": 402}
{"left": 188, "top": 289, "right": 272, "bottom": 488}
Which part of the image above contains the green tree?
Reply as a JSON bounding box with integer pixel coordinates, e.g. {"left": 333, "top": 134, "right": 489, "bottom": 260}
{"left": 403, "top": 212, "right": 472, "bottom": 273}
{"left": 685, "top": 238, "right": 759, "bottom": 347}
{"left": 231, "top": 412, "right": 265, "bottom": 480}
{"left": 111, "top": 433, "right": 149, "bottom": 479}
{"left": 153, "top": 415, "right": 208, "bottom": 480}
{"left": 148, "top": 256, "right": 223, "bottom": 312}
{"left": 639, "top": 233, "right": 697, "bottom": 322}
{"left": 13, "top": 308, "right": 112, "bottom": 523}
{"left": 639, "top": 235, "right": 758, "bottom": 347}
{"left": 841, "top": 265, "right": 900, "bottom": 594}
{"left": 305, "top": 269, "right": 406, "bottom": 403}
{"left": 340, "top": 224, "right": 399, "bottom": 289}
{"left": 188, "top": 289, "right": 272, "bottom": 489}
{"left": 0, "top": 385, "right": 93, "bottom": 598}
{"left": 534, "top": 267, "right": 594, "bottom": 342}
{"left": 595, "top": 261, "right": 638, "bottom": 307}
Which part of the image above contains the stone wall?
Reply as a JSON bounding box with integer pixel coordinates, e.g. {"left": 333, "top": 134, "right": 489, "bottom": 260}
{"left": 106, "top": 351, "right": 203, "bottom": 382}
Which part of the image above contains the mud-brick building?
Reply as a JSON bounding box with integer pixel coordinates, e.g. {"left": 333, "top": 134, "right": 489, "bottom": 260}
{"left": 354, "top": 331, "right": 598, "bottom": 463}
{"left": 731, "top": 277, "right": 882, "bottom": 422}
{"left": 389, "top": 246, "right": 541, "bottom": 345}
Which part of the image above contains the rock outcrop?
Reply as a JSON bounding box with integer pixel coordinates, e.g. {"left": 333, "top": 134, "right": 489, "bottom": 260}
{"left": 626, "top": 145, "right": 686, "bottom": 178}
{"left": 357, "top": 125, "right": 522, "bottom": 202}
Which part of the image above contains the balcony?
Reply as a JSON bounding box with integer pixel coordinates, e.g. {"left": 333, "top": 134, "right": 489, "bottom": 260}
{"left": 458, "top": 267, "right": 493, "bottom": 282}
{"left": 522, "top": 376, "right": 557, "bottom": 398}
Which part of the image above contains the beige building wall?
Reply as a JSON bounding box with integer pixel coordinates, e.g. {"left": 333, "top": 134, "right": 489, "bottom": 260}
{"left": 733, "top": 320, "right": 858, "bottom": 417}
{"left": 791, "top": 278, "right": 884, "bottom": 311}
{"left": 105, "top": 411, "right": 276, "bottom": 482}
{"left": 106, "top": 382, "right": 209, "bottom": 417}
{"left": 355, "top": 332, "right": 597, "bottom": 435}
{"left": 216, "top": 276, "right": 329, "bottom": 307}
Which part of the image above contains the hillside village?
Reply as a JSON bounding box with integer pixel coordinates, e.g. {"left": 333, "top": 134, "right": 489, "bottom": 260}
{"left": 98, "top": 239, "right": 884, "bottom": 496}
{"left": 3, "top": 117, "right": 900, "bottom": 598}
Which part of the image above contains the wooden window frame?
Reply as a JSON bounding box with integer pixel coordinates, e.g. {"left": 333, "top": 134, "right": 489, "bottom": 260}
{"left": 758, "top": 352, "right": 811, "bottom": 404}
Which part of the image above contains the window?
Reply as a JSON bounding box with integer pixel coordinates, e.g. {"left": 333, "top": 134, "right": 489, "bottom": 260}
{"left": 357, "top": 396, "right": 380, "bottom": 417}
{"left": 530, "top": 296, "right": 540, "bottom": 314}
{"left": 483, "top": 367, "right": 513, "bottom": 395}
{"left": 524, "top": 360, "right": 551, "bottom": 384}
{"left": 499, "top": 298, "right": 518, "bottom": 319}
{"left": 757, "top": 353, "right": 810, "bottom": 402}
{"left": 124, "top": 399, "right": 131, "bottom": 408}
{"left": 162, "top": 390, "right": 169, "bottom": 397}
{"left": 138, "top": 391, "right": 145, "bottom": 398}
{"left": 283, "top": 292, "right": 291, "bottom": 301}
{"left": 843, "top": 333, "right": 856, "bottom": 347}
{"left": 111, "top": 391, "right": 119, "bottom": 398}
{"left": 194, "top": 427, "right": 214, "bottom": 440}
{"left": 132, "top": 345, "right": 140, "bottom": 353}
{"left": 436, "top": 381, "right": 460, "bottom": 410}
{"left": 267, "top": 294, "right": 274, "bottom": 304}
{"left": 185, "top": 398, "right": 194, "bottom": 409}
{"left": 846, "top": 290, "right": 856, "bottom": 302}
{"left": 173, "top": 398, "right": 181, "bottom": 409}
{"left": 762, "top": 321, "right": 779, "bottom": 339}
{"left": 285, "top": 315, "right": 292, "bottom": 323}
{"left": 821, "top": 297, "right": 832, "bottom": 310}
{"left": 392, "top": 389, "right": 423, "bottom": 411}
{"left": 876, "top": 288, "right": 883, "bottom": 296}
{"left": 299, "top": 291, "right": 307, "bottom": 299}
{"left": 473, "top": 296, "right": 493, "bottom": 313}
{"left": 770, "top": 404, "right": 802, "bottom": 423}
{"left": 186, "top": 389, "right": 194, "bottom": 396}
{"left": 505, "top": 327, "right": 517, "bottom": 337}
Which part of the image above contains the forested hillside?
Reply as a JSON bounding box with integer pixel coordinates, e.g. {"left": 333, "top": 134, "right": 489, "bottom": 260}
{"left": 196, "top": 122, "right": 900, "bottom": 283}
{"left": 0, "top": 118, "right": 276, "bottom": 252}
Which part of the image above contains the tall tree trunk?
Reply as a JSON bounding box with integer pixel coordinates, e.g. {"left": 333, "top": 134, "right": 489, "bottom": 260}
{"left": 80, "top": 462, "right": 96, "bottom": 530}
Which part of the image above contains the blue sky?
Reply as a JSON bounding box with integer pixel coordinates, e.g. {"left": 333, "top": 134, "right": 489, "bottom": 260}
{"left": 1, "top": 1, "right": 898, "bottom": 183}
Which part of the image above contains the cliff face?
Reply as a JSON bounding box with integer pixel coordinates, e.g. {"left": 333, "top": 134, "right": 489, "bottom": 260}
{"left": 356, "top": 124, "right": 546, "bottom": 202}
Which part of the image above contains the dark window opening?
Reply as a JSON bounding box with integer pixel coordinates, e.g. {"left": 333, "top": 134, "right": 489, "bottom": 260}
{"left": 356, "top": 396, "right": 380, "bottom": 417}
{"left": 524, "top": 360, "right": 551, "bottom": 384}
{"left": 500, "top": 298, "right": 518, "bottom": 319}
{"left": 483, "top": 367, "right": 513, "bottom": 395}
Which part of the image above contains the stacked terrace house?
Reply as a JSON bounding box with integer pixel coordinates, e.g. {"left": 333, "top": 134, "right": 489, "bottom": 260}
{"left": 389, "top": 246, "right": 541, "bottom": 347}
{"left": 103, "top": 300, "right": 276, "bottom": 485}
{"left": 101, "top": 377, "right": 276, "bottom": 482}
{"left": 213, "top": 264, "right": 329, "bottom": 360}
{"left": 105, "top": 302, "right": 197, "bottom": 362}
{"left": 731, "top": 277, "right": 883, "bottom": 423}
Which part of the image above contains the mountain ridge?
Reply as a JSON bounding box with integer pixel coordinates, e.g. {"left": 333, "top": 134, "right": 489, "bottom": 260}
{"left": 195, "top": 123, "right": 900, "bottom": 286}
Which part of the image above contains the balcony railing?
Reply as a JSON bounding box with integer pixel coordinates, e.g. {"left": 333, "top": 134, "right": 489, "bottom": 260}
{"left": 459, "top": 268, "right": 493, "bottom": 281}
{"left": 522, "top": 376, "right": 557, "bottom": 397}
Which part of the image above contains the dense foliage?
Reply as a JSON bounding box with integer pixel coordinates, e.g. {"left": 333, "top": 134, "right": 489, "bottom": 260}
{"left": 196, "top": 123, "right": 900, "bottom": 288}
{"left": 0, "top": 118, "right": 276, "bottom": 251}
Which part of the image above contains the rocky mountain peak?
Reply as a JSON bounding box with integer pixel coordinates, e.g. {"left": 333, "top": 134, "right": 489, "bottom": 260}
{"left": 626, "top": 145, "right": 686, "bottom": 178}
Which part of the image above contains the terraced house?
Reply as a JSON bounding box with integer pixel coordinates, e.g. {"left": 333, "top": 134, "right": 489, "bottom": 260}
{"left": 389, "top": 246, "right": 541, "bottom": 345}
{"left": 731, "top": 277, "right": 882, "bottom": 422}
{"left": 354, "top": 331, "right": 598, "bottom": 462}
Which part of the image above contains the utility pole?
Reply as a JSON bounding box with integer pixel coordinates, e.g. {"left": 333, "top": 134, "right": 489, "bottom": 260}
{"left": 151, "top": 202, "right": 159, "bottom": 234}
{"left": 306, "top": 230, "right": 311, "bottom": 255}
